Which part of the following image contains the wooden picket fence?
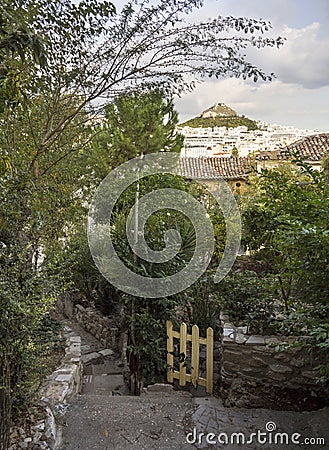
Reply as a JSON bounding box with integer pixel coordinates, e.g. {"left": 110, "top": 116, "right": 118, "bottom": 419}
{"left": 166, "top": 320, "right": 214, "bottom": 394}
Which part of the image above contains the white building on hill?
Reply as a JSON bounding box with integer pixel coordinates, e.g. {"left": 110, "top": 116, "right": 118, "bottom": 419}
{"left": 179, "top": 122, "right": 319, "bottom": 158}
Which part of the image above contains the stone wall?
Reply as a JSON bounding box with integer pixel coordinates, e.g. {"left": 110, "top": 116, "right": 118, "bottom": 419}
{"left": 56, "top": 294, "right": 120, "bottom": 351}
{"left": 9, "top": 326, "right": 83, "bottom": 450}
{"left": 219, "top": 321, "right": 329, "bottom": 409}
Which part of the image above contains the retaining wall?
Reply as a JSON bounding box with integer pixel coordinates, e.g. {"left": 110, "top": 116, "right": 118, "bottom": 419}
{"left": 56, "top": 294, "right": 120, "bottom": 351}
{"left": 219, "top": 321, "right": 329, "bottom": 409}
{"left": 9, "top": 326, "right": 83, "bottom": 450}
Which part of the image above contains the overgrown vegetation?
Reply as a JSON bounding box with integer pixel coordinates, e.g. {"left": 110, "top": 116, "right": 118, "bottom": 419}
{"left": 218, "top": 161, "right": 329, "bottom": 381}
{"left": 0, "top": 0, "right": 287, "bottom": 445}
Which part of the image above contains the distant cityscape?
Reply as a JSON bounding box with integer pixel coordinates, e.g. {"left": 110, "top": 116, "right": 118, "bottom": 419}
{"left": 178, "top": 103, "right": 319, "bottom": 158}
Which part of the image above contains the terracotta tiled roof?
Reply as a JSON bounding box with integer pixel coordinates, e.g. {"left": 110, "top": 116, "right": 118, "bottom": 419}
{"left": 178, "top": 157, "right": 250, "bottom": 180}
{"left": 256, "top": 133, "right": 329, "bottom": 162}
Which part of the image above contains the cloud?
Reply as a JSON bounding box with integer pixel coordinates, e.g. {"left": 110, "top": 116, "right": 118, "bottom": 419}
{"left": 188, "top": 1, "right": 329, "bottom": 89}
{"left": 174, "top": 78, "right": 329, "bottom": 131}
{"left": 248, "top": 22, "right": 329, "bottom": 89}
{"left": 173, "top": 1, "right": 329, "bottom": 131}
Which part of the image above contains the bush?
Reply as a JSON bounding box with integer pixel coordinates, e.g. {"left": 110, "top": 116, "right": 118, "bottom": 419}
{"left": 216, "top": 271, "right": 283, "bottom": 334}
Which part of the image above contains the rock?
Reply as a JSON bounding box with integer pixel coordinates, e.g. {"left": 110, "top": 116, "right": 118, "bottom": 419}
{"left": 55, "top": 373, "right": 72, "bottom": 382}
{"left": 81, "top": 352, "right": 103, "bottom": 365}
{"left": 99, "top": 349, "right": 114, "bottom": 357}
{"left": 32, "top": 431, "right": 43, "bottom": 443}
{"left": 10, "top": 430, "right": 19, "bottom": 440}
{"left": 269, "top": 364, "right": 293, "bottom": 374}
{"left": 245, "top": 335, "right": 265, "bottom": 345}
{"left": 249, "top": 356, "right": 268, "bottom": 367}
{"left": 147, "top": 383, "right": 174, "bottom": 393}
{"left": 301, "top": 370, "right": 317, "bottom": 379}
{"left": 267, "top": 371, "right": 287, "bottom": 382}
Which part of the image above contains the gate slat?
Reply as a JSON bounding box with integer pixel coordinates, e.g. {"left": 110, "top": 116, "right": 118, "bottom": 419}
{"left": 179, "top": 323, "right": 187, "bottom": 386}
{"left": 166, "top": 320, "right": 174, "bottom": 383}
{"left": 191, "top": 324, "right": 199, "bottom": 388}
{"left": 206, "top": 327, "right": 214, "bottom": 394}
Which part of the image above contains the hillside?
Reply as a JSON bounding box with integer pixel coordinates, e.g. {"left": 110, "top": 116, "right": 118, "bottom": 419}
{"left": 179, "top": 102, "right": 259, "bottom": 130}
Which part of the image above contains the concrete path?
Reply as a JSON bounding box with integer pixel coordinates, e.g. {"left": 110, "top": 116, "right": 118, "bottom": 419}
{"left": 61, "top": 392, "right": 328, "bottom": 450}
{"left": 61, "top": 392, "right": 194, "bottom": 450}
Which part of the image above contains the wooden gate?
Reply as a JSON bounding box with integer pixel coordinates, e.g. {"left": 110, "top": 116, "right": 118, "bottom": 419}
{"left": 166, "top": 320, "right": 214, "bottom": 394}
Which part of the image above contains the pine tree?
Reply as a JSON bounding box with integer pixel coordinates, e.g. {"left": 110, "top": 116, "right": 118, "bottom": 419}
{"left": 92, "top": 91, "right": 184, "bottom": 175}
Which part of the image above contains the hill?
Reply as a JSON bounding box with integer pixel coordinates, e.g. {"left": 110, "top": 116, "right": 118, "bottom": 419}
{"left": 179, "top": 102, "right": 259, "bottom": 130}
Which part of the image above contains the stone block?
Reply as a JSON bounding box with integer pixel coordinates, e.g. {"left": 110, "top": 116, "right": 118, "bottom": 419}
{"left": 269, "top": 364, "right": 292, "bottom": 374}
{"left": 66, "top": 343, "right": 81, "bottom": 357}
{"left": 147, "top": 383, "right": 174, "bottom": 393}
{"left": 222, "top": 361, "right": 238, "bottom": 374}
{"left": 241, "top": 367, "right": 265, "bottom": 379}
{"left": 273, "top": 353, "right": 291, "bottom": 362}
{"left": 249, "top": 356, "right": 268, "bottom": 367}
{"left": 69, "top": 357, "right": 80, "bottom": 364}
{"left": 81, "top": 352, "right": 103, "bottom": 365}
{"left": 245, "top": 335, "right": 265, "bottom": 345}
{"left": 223, "top": 347, "right": 246, "bottom": 356}
{"left": 264, "top": 337, "right": 285, "bottom": 345}
{"left": 99, "top": 348, "right": 114, "bottom": 357}
{"left": 32, "top": 422, "right": 45, "bottom": 432}
{"left": 301, "top": 370, "right": 318, "bottom": 380}
{"left": 222, "top": 336, "right": 235, "bottom": 345}
{"left": 253, "top": 345, "right": 275, "bottom": 353}
{"left": 55, "top": 374, "right": 72, "bottom": 382}
{"left": 267, "top": 371, "right": 287, "bottom": 382}
{"left": 220, "top": 313, "right": 230, "bottom": 322}
{"left": 223, "top": 328, "right": 235, "bottom": 338}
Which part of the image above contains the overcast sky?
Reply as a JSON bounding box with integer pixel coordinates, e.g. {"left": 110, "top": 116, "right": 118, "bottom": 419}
{"left": 174, "top": 0, "right": 329, "bottom": 130}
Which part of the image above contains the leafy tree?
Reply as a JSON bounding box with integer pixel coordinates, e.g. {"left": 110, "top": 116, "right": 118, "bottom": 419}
{"left": 0, "top": 1, "right": 46, "bottom": 110}
{"left": 242, "top": 166, "right": 328, "bottom": 306}
{"left": 0, "top": 93, "right": 93, "bottom": 448}
{"left": 241, "top": 163, "right": 329, "bottom": 379}
{"left": 85, "top": 171, "right": 208, "bottom": 393}
{"left": 323, "top": 151, "right": 329, "bottom": 184}
{"left": 1, "top": 0, "right": 283, "bottom": 163}
{"left": 216, "top": 270, "right": 280, "bottom": 334}
{"left": 0, "top": 0, "right": 286, "bottom": 440}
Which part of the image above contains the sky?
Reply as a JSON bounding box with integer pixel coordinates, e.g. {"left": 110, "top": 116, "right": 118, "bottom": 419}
{"left": 174, "top": 0, "right": 329, "bottom": 131}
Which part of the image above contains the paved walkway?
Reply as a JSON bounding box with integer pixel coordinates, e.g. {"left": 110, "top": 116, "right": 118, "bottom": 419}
{"left": 61, "top": 392, "right": 328, "bottom": 450}
{"left": 60, "top": 320, "right": 329, "bottom": 450}
{"left": 188, "top": 397, "right": 329, "bottom": 449}
{"left": 61, "top": 392, "right": 194, "bottom": 450}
